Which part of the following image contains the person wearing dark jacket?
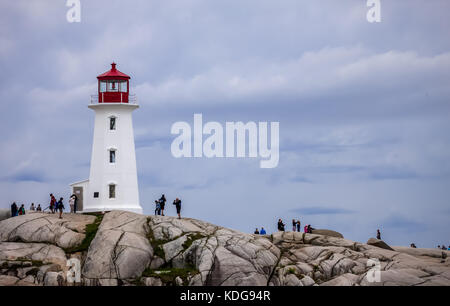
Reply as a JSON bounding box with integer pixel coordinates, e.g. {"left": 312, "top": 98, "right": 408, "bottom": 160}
{"left": 11, "top": 202, "right": 18, "bottom": 217}
{"left": 159, "top": 194, "right": 167, "bottom": 216}
{"left": 277, "top": 219, "right": 285, "bottom": 232}
{"left": 57, "top": 198, "right": 64, "bottom": 219}
{"left": 173, "top": 198, "right": 182, "bottom": 219}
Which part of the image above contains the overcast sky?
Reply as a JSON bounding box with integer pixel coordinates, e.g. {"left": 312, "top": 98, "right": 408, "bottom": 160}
{"left": 0, "top": 0, "right": 449, "bottom": 248}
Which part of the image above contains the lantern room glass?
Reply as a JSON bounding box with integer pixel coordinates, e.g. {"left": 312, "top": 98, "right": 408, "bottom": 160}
{"left": 99, "top": 80, "right": 128, "bottom": 93}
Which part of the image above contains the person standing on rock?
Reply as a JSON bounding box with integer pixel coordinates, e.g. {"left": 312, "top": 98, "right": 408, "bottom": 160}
{"left": 296, "top": 220, "right": 301, "bottom": 232}
{"left": 18, "top": 204, "right": 25, "bottom": 216}
{"left": 260, "top": 227, "right": 266, "bottom": 235}
{"left": 292, "top": 219, "right": 297, "bottom": 232}
{"left": 57, "top": 198, "right": 64, "bottom": 219}
{"left": 69, "top": 196, "right": 75, "bottom": 213}
{"left": 277, "top": 219, "right": 285, "bottom": 231}
{"left": 173, "top": 198, "right": 182, "bottom": 219}
{"left": 154, "top": 200, "right": 161, "bottom": 215}
{"left": 11, "top": 202, "right": 18, "bottom": 217}
{"left": 159, "top": 194, "right": 166, "bottom": 216}
{"left": 376, "top": 229, "right": 381, "bottom": 240}
{"left": 71, "top": 194, "right": 78, "bottom": 213}
{"left": 49, "top": 194, "right": 56, "bottom": 214}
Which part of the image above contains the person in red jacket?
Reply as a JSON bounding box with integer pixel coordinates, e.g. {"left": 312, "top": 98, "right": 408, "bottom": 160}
{"left": 50, "top": 194, "right": 56, "bottom": 214}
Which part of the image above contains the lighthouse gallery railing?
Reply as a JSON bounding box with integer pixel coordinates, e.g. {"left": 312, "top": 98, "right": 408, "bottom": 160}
{"left": 90, "top": 94, "right": 137, "bottom": 104}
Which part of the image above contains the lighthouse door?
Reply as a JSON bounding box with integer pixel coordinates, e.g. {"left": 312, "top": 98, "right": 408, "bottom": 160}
{"left": 73, "top": 187, "right": 84, "bottom": 212}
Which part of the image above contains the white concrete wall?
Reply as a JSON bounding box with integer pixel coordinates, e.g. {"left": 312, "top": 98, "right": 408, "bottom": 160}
{"left": 85, "top": 104, "right": 142, "bottom": 214}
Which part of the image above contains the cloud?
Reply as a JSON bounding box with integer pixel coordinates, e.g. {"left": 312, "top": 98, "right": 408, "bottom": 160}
{"left": 0, "top": 0, "right": 450, "bottom": 248}
{"left": 290, "top": 207, "right": 357, "bottom": 216}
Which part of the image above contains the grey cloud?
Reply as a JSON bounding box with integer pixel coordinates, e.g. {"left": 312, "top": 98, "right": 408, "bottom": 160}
{"left": 0, "top": 0, "right": 450, "bottom": 248}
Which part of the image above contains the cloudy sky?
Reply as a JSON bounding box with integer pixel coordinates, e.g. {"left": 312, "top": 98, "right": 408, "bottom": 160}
{"left": 0, "top": 0, "right": 449, "bottom": 247}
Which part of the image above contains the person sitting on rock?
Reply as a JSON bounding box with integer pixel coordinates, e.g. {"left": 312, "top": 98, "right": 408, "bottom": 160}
{"left": 254, "top": 228, "right": 259, "bottom": 234}
{"left": 30, "top": 203, "right": 35, "bottom": 211}
{"left": 376, "top": 229, "right": 381, "bottom": 240}
{"left": 36, "top": 204, "right": 42, "bottom": 212}
{"left": 260, "top": 227, "right": 266, "bottom": 235}
{"left": 410, "top": 243, "right": 417, "bottom": 248}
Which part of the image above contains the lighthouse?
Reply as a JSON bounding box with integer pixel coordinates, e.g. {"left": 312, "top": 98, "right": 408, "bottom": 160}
{"left": 70, "top": 63, "right": 143, "bottom": 214}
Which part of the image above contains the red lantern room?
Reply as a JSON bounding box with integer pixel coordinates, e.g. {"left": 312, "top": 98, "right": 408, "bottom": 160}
{"left": 96, "top": 63, "right": 131, "bottom": 103}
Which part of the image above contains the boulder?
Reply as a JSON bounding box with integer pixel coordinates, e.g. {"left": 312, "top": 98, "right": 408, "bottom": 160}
{"left": 0, "top": 213, "right": 95, "bottom": 249}
{"left": 143, "top": 277, "right": 163, "bottom": 286}
{"left": 392, "top": 246, "right": 450, "bottom": 259}
{"left": 1, "top": 210, "right": 450, "bottom": 286}
{"left": 0, "top": 275, "right": 19, "bottom": 286}
{"left": 44, "top": 271, "right": 65, "bottom": 286}
{"left": 82, "top": 211, "right": 153, "bottom": 280}
{"left": 311, "top": 229, "right": 344, "bottom": 238}
{"left": 367, "top": 238, "right": 394, "bottom": 251}
{"left": 0, "top": 210, "right": 11, "bottom": 222}
{"left": 0, "top": 242, "right": 67, "bottom": 268}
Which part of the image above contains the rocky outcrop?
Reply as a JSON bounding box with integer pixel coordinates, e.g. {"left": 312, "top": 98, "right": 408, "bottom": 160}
{"left": 82, "top": 211, "right": 153, "bottom": 281}
{"left": 0, "top": 210, "right": 449, "bottom": 286}
{"left": 367, "top": 238, "right": 395, "bottom": 251}
{"left": 0, "top": 212, "right": 96, "bottom": 249}
{"left": 0, "top": 210, "right": 10, "bottom": 222}
{"left": 311, "top": 229, "right": 344, "bottom": 238}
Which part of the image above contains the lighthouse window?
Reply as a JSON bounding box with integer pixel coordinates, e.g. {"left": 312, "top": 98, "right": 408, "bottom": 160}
{"left": 120, "top": 81, "right": 128, "bottom": 93}
{"left": 109, "top": 184, "right": 116, "bottom": 199}
{"left": 109, "top": 150, "right": 116, "bottom": 163}
{"left": 107, "top": 81, "right": 119, "bottom": 92}
{"left": 110, "top": 117, "right": 116, "bottom": 130}
{"left": 100, "top": 82, "right": 107, "bottom": 93}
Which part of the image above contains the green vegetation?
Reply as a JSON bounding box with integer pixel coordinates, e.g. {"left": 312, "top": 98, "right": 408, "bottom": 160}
{"left": 287, "top": 267, "right": 297, "bottom": 275}
{"left": 64, "top": 214, "right": 104, "bottom": 254}
{"left": 182, "top": 233, "right": 205, "bottom": 251}
{"left": 16, "top": 258, "right": 44, "bottom": 267}
{"left": 146, "top": 221, "right": 168, "bottom": 259}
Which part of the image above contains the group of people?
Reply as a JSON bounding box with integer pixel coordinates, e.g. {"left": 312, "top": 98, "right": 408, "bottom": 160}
{"left": 154, "top": 194, "right": 182, "bottom": 219}
{"left": 254, "top": 227, "right": 267, "bottom": 235}
{"left": 437, "top": 245, "right": 450, "bottom": 250}
{"left": 10, "top": 202, "right": 27, "bottom": 217}
{"left": 274, "top": 218, "right": 315, "bottom": 234}
{"left": 10, "top": 193, "right": 79, "bottom": 220}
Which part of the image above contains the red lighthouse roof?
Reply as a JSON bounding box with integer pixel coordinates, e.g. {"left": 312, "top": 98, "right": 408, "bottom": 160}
{"left": 97, "top": 63, "right": 130, "bottom": 80}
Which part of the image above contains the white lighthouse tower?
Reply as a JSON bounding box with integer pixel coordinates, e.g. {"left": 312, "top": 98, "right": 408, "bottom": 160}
{"left": 70, "top": 63, "right": 143, "bottom": 214}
